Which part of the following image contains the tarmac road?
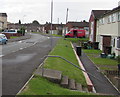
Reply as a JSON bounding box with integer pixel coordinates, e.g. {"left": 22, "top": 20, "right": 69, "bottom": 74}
{"left": 2, "top": 34, "right": 58, "bottom": 95}
{"left": 2, "top": 33, "right": 49, "bottom": 56}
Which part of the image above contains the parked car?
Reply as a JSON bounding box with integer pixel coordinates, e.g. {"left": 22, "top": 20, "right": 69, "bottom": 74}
{"left": 0, "top": 34, "right": 8, "bottom": 44}
{"left": 65, "top": 29, "right": 86, "bottom": 38}
{"left": 2, "top": 29, "right": 17, "bottom": 33}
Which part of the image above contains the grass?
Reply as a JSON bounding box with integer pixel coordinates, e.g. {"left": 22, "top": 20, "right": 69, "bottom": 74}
{"left": 19, "top": 75, "right": 114, "bottom": 96}
{"left": 65, "top": 38, "right": 89, "bottom": 43}
{"left": 31, "top": 32, "right": 63, "bottom": 37}
{"left": 19, "top": 75, "right": 91, "bottom": 96}
{"left": 44, "top": 38, "right": 86, "bottom": 86}
{"left": 83, "top": 49, "right": 118, "bottom": 70}
{"left": 52, "top": 34, "right": 63, "bottom": 37}
{"left": 10, "top": 36, "right": 19, "bottom": 39}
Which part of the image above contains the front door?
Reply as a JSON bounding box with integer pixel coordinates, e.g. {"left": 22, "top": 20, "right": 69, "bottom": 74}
{"left": 103, "top": 36, "right": 111, "bottom": 54}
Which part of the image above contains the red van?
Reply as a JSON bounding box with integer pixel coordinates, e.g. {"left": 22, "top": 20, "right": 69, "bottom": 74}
{"left": 65, "top": 29, "right": 86, "bottom": 38}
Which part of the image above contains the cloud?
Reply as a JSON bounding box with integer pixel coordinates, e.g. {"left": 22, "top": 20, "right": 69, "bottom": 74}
{"left": 1, "top": 0, "right": 119, "bottom": 23}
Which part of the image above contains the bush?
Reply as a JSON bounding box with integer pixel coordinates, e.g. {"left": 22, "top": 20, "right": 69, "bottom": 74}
{"left": 17, "top": 27, "right": 25, "bottom": 36}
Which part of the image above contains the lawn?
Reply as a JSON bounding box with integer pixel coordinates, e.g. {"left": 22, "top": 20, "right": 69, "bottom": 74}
{"left": 65, "top": 38, "right": 89, "bottom": 43}
{"left": 10, "top": 36, "right": 19, "bottom": 39}
{"left": 83, "top": 49, "right": 118, "bottom": 70}
{"left": 44, "top": 38, "right": 86, "bottom": 86}
{"left": 52, "top": 34, "right": 63, "bottom": 37}
{"left": 19, "top": 75, "right": 91, "bottom": 96}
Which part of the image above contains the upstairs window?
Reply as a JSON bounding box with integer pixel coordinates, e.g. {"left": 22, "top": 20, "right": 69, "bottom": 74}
{"left": 99, "top": 18, "right": 104, "bottom": 25}
{"left": 118, "top": 12, "right": 120, "bottom": 21}
{"left": 108, "top": 15, "right": 111, "bottom": 23}
{"left": 111, "top": 14, "right": 116, "bottom": 22}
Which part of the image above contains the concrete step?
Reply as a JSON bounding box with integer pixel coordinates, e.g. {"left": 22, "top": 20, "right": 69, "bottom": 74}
{"left": 76, "top": 83, "right": 83, "bottom": 91}
{"left": 43, "top": 68, "right": 62, "bottom": 83}
{"left": 69, "top": 79, "right": 76, "bottom": 90}
{"left": 60, "top": 76, "right": 69, "bottom": 88}
{"left": 35, "top": 68, "right": 62, "bottom": 83}
{"left": 35, "top": 68, "right": 89, "bottom": 92}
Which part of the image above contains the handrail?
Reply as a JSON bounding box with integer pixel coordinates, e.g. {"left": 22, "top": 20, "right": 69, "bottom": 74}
{"left": 41, "top": 55, "right": 104, "bottom": 83}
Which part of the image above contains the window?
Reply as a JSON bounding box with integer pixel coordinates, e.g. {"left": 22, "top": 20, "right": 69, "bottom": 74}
{"left": 118, "top": 12, "right": 120, "bottom": 21}
{"left": 99, "top": 18, "right": 104, "bottom": 25}
{"left": 111, "top": 14, "right": 116, "bottom": 22}
{"left": 108, "top": 15, "right": 111, "bottom": 23}
{"left": 117, "top": 37, "right": 120, "bottom": 48}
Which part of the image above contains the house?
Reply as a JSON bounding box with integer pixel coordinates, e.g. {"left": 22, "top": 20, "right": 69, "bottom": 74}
{"left": 7, "top": 23, "right": 43, "bottom": 32}
{"left": 96, "top": 5, "right": 120, "bottom": 56}
{"left": 65, "top": 21, "right": 89, "bottom": 37}
{"left": 44, "top": 23, "right": 65, "bottom": 35}
{"left": 89, "top": 10, "right": 110, "bottom": 42}
{"left": 0, "top": 13, "right": 7, "bottom": 31}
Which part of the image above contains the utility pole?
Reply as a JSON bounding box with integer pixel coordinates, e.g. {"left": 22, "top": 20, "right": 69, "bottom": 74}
{"left": 66, "top": 8, "right": 69, "bottom": 24}
{"left": 64, "top": 8, "right": 69, "bottom": 36}
{"left": 58, "top": 18, "right": 59, "bottom": 24}
{"left": 50, "top": 0, "right": 53, "bottom": 49}
{"left": 50, "top": 0, "right": 53, "bottom": 35}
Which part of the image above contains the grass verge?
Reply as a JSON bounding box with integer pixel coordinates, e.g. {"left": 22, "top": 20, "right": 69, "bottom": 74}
{"left": 10, "top": 36, "right": 19, "bottom": 39}
{"left": 44, "top": 38, "right": 86, "bottom": 86}
{"left": 19, "top": 75, "right": 91, "bottom": 96}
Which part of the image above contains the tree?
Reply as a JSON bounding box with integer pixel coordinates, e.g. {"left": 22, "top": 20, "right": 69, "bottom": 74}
{"left": 19, "top": 20, "right": 21, "bottom": 24}
{"left": 32, "top": 20, "right": 40, "bottom": 25}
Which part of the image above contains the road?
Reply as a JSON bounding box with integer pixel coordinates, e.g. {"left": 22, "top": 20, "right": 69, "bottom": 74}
{"left": 2, "top": 33, "right": 50, "bottom": 56}
{"left": 2, "top": 33, "right": 58, "bottom": 95}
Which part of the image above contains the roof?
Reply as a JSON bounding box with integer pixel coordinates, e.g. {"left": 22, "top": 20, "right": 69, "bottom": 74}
{"left": 0, "top": 13, "right": 7, "bottom": 17}
{"left": 103, "top": 6, "right": 120, "bottom": 16}
{"left": 92, "top": 10, "right": 111, "bottom": 19}
{"left": 67, "top": 22, "right": 89, "bottom": 27}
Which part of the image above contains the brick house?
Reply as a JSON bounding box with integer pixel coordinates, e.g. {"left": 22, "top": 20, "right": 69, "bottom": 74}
{"left": 96, "top": 5, "right": 120, "bottom": 56}
{"left": 89, "top": 10, "right": 110, "bottom": 42}
{"left": 65, "top": 21, "right": 89, "bottom": 37}
{"left": 0, "top": 13, "right": 7, "bottom": 31}
{"left": 44, "top": 23, "right": 65, "bottom": 35}
{"left": 7, "top": 23, "right": 43, "bottom": 32}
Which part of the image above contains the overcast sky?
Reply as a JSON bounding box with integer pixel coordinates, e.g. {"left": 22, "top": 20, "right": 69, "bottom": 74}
{"left": 1, "top": 0, "right": 120, "bottom": 24}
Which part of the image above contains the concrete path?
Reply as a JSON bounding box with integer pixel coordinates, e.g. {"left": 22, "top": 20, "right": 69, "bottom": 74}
{"left": 80, "top": 52, "right": 120, "bottom": 95}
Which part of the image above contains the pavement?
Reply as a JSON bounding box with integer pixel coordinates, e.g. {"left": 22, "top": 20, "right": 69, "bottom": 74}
{"left": 79, "top": 52, "right": 120, "bottom": 95}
